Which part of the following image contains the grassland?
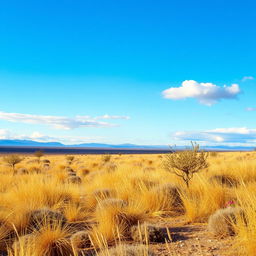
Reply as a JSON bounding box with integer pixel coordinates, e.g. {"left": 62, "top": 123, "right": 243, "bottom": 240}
{"left": 0, "top": 152, "right": 255, "bottom": 255}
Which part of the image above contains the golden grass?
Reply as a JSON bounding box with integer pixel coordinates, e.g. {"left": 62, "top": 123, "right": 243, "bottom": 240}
{"left": 0, "top": 152, "right": 255, "bottom": 255}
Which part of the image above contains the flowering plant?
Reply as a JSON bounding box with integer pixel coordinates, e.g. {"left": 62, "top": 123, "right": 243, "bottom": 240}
{"left": 225, "top": 200, "right": 235, "bottom": 208}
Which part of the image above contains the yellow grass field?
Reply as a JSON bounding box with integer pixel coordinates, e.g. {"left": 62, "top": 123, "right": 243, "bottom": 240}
{"left": 0, "top": 152, "right": 255, "bottom": 256}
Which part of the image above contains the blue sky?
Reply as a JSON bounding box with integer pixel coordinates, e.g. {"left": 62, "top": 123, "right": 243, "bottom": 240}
{"left": 0, "top": 0, "right": 256, "bottom": 146}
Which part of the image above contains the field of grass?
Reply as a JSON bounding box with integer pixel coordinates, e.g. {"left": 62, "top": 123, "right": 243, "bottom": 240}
{"left": 0, "top": 152, "right": 255, "bottom": 255}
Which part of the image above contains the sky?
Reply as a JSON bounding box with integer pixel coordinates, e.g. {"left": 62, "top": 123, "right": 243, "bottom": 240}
{"left": 0, "top": 0, "right": 256, "bottom": 146}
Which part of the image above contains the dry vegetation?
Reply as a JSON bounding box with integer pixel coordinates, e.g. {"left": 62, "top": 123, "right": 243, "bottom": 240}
{"left": 0, "top": 151, "right": 255, "bottom": 255}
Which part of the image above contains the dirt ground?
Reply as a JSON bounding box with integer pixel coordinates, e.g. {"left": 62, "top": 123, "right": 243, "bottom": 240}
{"left": 149, "top": 217, "right": 237, "bottom": 256}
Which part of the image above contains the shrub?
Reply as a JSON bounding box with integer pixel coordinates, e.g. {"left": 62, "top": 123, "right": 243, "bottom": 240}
{"left": 34, "top": 150, "right": 44, "bottom": 162}
{"left": 208, "top": 207, "right": 245, "bottom": 237}
{"left": 164, "top": 142, "right": 208, "bottom": 187}
{"left": 3, "top": 155, "right": 23, "bottom": 174}
{"left": 66, "top": 156, "right": 75, "bottom": 165}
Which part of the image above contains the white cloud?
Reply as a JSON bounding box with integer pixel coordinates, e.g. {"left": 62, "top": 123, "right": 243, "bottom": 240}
{"left": 162, "top": 80, "right": 241, "bottom": 106}
{"left": 242, "top": 76, "right": 254, "bottom": 81}
{"left": 0, "top": 111, "right": 130, "bottom": 130}
{"left": 0, "top": 129, "right": 104, "bottom": 145}
{"left": 173, "top": 127, "right": 256, "bottom": 145}
{"left": 246, "top": 107, "right": 256, "bottom": 112}
{"left": 95, "top": 114, "right": 130, "bottom": 120}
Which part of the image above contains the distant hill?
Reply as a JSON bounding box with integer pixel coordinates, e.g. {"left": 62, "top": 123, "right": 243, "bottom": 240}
{"left": 0, "top": 139, "right": 254, "bottom": 151}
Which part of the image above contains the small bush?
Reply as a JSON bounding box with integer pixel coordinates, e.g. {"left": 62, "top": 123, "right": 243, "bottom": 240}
{"left": 3, "top": 155, "right": 23, "bottom": 173}
{"left": 208, "top": 207, "right": 245, "bottom": 237}
{"left": 34, "top": 150, "right": 44, "bottom": 162}
{"left": 164, "top": 142, "right": 208, "bottom": 187}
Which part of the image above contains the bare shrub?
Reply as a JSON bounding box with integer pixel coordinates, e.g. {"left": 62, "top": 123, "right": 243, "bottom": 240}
{"left": 164, "top": 142, "right": 208, "bottom": 187}
{"left": 66, "top": 156, "right": 75, "bottom": 165}
{"left": 34, "top": 150, "right": 44, "bottom": 162}
{"left": 3, "top": 155, "right": 23, "bottom": 174}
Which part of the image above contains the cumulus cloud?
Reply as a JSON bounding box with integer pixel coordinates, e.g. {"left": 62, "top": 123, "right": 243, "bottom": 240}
{"left": 242, "top": 76, "right": 254, "bottom": 81}
{"left": 173, "top": 127, "right": 256, "bottom": 144}
{"left": 162, "top": 80, "right": 241, "bottom": 106}
{"left": 0, "top": 111, "right": 130, "bottom": 130}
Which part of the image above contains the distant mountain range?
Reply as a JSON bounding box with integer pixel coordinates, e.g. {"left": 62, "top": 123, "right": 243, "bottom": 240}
{"left": 0, "top": 139, "right": 254, "bottom": 151}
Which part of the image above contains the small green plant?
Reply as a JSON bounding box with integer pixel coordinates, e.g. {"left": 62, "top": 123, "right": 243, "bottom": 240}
{"left": 164, "top": 142, "right": 208, "bottom": 188}
{"left": 3, "top": 154, "right": 23, "bottom": 174}
{"left": 34, "top": 150, "right": 44, "bottom": 162}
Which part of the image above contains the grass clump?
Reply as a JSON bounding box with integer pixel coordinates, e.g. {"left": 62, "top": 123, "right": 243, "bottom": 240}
{"left": 208, "top": 207, "right": 245, "bottom": 237}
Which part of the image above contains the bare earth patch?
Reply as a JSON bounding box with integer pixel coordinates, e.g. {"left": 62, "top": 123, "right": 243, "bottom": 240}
{"left": 147, "top": 217, "right": 237, "bottom": 256}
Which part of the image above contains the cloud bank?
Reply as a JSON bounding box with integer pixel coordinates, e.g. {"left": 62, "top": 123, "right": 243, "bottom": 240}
{"left": 162, "top": 80, "right": 241, "bottom": 106}
{"left": 0, "top": 129, "right": 104, "bottom": 145}
{"left": 173, "top": 127, "right": 256, "bottom": 145}
{"left": 242, "top": 76, "right": 254, "bottom": 81}
{"left": 0, "top": 111, "right": 130, "bottom": 130}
